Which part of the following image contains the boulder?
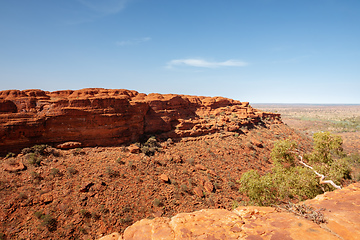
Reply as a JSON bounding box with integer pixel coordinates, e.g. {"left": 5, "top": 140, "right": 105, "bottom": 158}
{"left": 159, "top": 174, "right": 169, "bottom": 183}
{"left": 3, "top": 160, "right": 26, "bottom": 172}
{"left": 128, "top": 145, "right": 140, "bottom": 154}
{"left": 56, "top": 142, "right": 82, "bottom": 149}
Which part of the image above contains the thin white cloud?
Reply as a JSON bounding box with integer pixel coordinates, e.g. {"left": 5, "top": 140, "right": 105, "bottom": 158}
{"left": 167, "top": 58, "right": 248, "bottom": 68}
{"left": 77, "top": 0, "right": 130, "bottom": 15}
{"left": 116, "top": 37, "right": 152, "bottom": 46}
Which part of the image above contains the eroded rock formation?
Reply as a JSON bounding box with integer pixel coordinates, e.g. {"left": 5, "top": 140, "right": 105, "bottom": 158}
{"left": 100, "top": 182, "right": 360, "bottom": 240}
{"left": 0, "top": 88, "right": 280, "bottom": 154}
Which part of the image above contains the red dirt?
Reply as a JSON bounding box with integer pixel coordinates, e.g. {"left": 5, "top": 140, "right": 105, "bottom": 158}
{"left": 0, "top": 123, "right": 313, "bottom": 239}
{"left": 0, "top": 89, "right": 348, "bottom": 239}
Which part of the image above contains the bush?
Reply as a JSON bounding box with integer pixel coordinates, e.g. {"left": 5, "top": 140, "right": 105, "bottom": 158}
{"left": 141, "top": 136, "right": 160, "bottom": 156}
{"left": 308, "top": 132, "right": 344, "bottom": 164}
{"left": 270, "top": 140, "right": 297, "bottom": 168}
{"left": 41, "top": 214, "right": 57, "bottom": 232}
{"left": 5, "top": 152, "right": 15, "bottom": 159}
{"left": 153, "top": 198, "right": 161, "bottom": 207}
{"left": 27, "top": 153, "right": 42, "bottom": 167}
{"left": 239, "top": 132, "right": 353, "bottom": 206}
{"left": 50, "top": 168, "right": 61, "bottom": 177}
{"left": 80, "top": 209, "right": 91, "bottom": 218}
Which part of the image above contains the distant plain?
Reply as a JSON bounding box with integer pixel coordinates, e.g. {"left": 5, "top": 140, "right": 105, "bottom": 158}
{"left": 253, "top": 104, "right": 360, "bottom": 154}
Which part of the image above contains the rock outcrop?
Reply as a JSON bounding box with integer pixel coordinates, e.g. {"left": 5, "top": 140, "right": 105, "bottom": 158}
{"left": 100, "top": 182, "right": 360, "bottom": 240}
{"left": 0, "top": 88, "right": 280, "bottom": 154}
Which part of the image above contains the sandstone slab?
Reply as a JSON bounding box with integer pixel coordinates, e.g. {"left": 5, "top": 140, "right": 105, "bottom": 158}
{"left": 99, "top": 182, "right": 360, "bottom": 240}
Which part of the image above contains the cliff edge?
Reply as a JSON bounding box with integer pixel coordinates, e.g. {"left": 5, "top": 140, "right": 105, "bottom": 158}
{"left": 100, "top": 182, "right": 360, "bottom": 240}
{"left": 0, "top": 88, "right": 280, "bottom": 154}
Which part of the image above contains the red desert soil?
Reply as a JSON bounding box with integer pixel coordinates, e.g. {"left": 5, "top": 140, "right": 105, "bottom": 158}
{"left": 0, "top": 89, "right": 354, "bottom": 239}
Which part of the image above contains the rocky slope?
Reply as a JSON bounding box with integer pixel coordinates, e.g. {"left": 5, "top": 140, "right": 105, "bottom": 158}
{"left": 100, "top": 182, "right": 360, "bottom": 240}
{"left": 1, "top": 88, "right": 317, "bottom": 239}
{"left": 0, "top": 88, "right": 280, "bottom": 154}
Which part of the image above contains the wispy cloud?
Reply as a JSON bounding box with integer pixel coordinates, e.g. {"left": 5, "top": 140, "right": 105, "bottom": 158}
{"left": 66, "top": 0, "right": 132, "bottom": 25}
{"left": 77, "top": 0, "right": 130, "bottom": 15}
{"left": 167, "top": 58, "right": 248, "bottom": 68}
{"left": 116, "top": 37, "right": 152, "bottom": 46}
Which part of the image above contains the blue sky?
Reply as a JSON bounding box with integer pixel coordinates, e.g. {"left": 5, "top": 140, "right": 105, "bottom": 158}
{"left": 0, "top": 0, "right": 359, "bottom": 103}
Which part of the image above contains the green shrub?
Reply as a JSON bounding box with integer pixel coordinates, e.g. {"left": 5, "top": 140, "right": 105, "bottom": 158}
{"left": 153, "top": 198, "right": 161, "bottom": 207}
{"left": 27, "top": 153, "right": 42, "bottom": 167}
{"left": 50, "top": 168, "right": 60, "bottom": 177}
{"left": 41, "top": 214, "right": 57, "bottom": 232}
{"left": 67, "top": 167, "right": 78, "bottom": 176}
{"left": 34, "top": 211, "right": 44, "bottom": 219}
{"left": 106, "top": 167, "right": 119, "bottom": 178}
{"left": 120, "top": 217, "right": 132, "bottom": 224}
{"left": 239, "top": 132, "right": 353, "bottom": 206}
{"left": 5, "top": 152, "right": 15, "bottom": 159}
{"left": 308, "top": 132, "right": 344, "bottom": 164}
{"left": 80, "top": 209, "right": 91, "bottom": 218}
{"left": 140, "top": 136, "right": 160, "bottom": 156}
{"left": 22, "top": 144, "right": 55, "bottom": 156}
{"left": 270, "top": 140, "right": 297, "bottom": 167}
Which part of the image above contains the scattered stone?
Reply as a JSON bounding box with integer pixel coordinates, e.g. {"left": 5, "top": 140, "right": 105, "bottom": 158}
{"left": 204, "top": 181, "right": 214, "bottom": 193}
{"left": 79, "top": 182, "right": 95, "bottom": 193}
{"left": 56, "top": 142, "right": 82, "bottom": 149}
{"left": 159, "top": 174, "right": 169, "bottom": 183}
{"left": 3, "top": 160, "right": 26, "bottom": 172}
{"left": 128, "top": 144, "right": 140, "bottom": 154}
{"left": 40, "top": 193, "right": 53, "bottom": 204}
{"left": 252, "top": 140, "right": 263, "bottom": 148}
{"left": 153, "top": 210, "right": 163, "bottom": 218}
{"left": 195, "top": 164, "right": 206, "bottom": 171}
{"left": 206, "top": 169, "right": 217, "bottom": 176}
{"left": 193, "top": 187, "right": 203, "bottom": 198}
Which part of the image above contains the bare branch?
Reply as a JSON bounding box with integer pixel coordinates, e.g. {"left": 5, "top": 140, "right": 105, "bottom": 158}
{"left": 291, "top": 151, "right": 342, "bottom": 190}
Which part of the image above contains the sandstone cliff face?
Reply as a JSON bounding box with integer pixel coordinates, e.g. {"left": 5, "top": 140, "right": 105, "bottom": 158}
{"left": 100, "top": 182, "right": 360, "bottom": 240}
{"left": 0, "top": 88, "right": 280, "bottom": 154}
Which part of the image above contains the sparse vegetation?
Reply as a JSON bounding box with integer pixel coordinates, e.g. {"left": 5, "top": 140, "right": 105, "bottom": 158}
{"left": 276, "top": 202, "right": 326, "bottom": 224}
{"left": 5, "top": 152, "right": 15, "bottom": 159}
{"left": 1, "top": 103, "right": 359, "bottom": 239}
{"left": 140, "top": 136, "right": 161, "bottom": 156}
{"left": 27, "top": 153, "right": 42, "bottom": 166}
{"left": 153, "top": 198, "right": 161, "bottom": 207}
{"left": 106, "top": 166, "right": 119, "bottom": 178}
{"left": 50, "top": 168, "right": 61, "bottom": 177}
{"left": 41, "top": 214, "right": 57, "bottom": 232}
{"left": 66, "top": 166, "right": 78, "bottom": 176}
{"left": 80, "top": 209, "right": 91, "bottom": 218}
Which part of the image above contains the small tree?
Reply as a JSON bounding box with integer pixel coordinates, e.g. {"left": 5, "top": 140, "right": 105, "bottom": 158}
{"left": 308, "top": 132, "right": 344, "bottom": 164}
{"left": 239, "top": 132, "right": 351, "bottom": 206}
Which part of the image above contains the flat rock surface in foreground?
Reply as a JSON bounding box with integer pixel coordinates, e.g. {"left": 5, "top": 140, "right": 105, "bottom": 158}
{"left": 100, "top": 182, "right": 360, "bottom": 240}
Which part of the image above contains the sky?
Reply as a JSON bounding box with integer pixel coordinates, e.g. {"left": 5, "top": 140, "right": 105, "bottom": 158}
{"left": 0, "top": 0, "right": 359, "bottom": 104}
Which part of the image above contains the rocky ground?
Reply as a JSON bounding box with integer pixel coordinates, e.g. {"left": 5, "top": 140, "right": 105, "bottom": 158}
{"left": 0, "top": 122, "right": 313, "bottom": 239}
{"left": 1, "top": 90, "right": 359, "bottom": 239}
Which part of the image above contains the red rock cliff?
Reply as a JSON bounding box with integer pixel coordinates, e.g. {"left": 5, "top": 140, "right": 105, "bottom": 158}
{"left": 0, "top": 88, "right": 280, "bottom": 153}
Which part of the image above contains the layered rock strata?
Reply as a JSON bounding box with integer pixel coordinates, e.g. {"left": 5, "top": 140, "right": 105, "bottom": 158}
{"left": 100, "top": 182, "right": 360, "bottom": 240}
{"left": 0, "top": 88, "right": 280, "bottom": 154}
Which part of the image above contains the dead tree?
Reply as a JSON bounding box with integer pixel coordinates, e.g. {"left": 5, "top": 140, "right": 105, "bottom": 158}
{"left": 292, "top": 151, "right": 342, "bottom": 190}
